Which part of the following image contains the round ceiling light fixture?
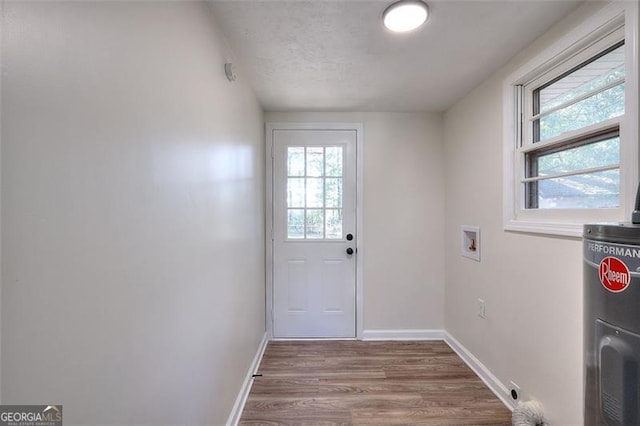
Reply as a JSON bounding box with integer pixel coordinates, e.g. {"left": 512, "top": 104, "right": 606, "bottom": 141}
{"left": 383, "top": 0, "right": 429, "bottom": 33}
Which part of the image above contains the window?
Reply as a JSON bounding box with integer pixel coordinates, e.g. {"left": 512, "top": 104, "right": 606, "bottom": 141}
{"left": 522, "top": 41, "right": 624, "bottom": 210}
{"left": 286, "top": 146, "right": 344, "bottom": 239}
{"left": 504, "top": 2, "right": 638, "bottom": 236}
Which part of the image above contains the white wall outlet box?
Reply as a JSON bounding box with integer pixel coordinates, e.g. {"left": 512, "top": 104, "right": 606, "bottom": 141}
{"left": 461, "top": 226, "right": 480, "bottom": 261}
{"left": 477, "top": 298, "right": 486, "bottom": 319}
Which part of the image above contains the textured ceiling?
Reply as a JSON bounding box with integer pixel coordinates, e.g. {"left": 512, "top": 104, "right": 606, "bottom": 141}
{"left": 209, "top": 0, "right": 583, "bottom": 112}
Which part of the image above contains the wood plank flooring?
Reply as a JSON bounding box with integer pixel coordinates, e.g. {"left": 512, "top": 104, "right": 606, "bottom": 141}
{"left": 239, "top": 340, "right": 512, "bottom": 425}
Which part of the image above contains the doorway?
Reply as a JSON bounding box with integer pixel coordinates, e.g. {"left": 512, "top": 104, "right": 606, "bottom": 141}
{"left": 266, "top": 123, "right": 363, "bottom": 338}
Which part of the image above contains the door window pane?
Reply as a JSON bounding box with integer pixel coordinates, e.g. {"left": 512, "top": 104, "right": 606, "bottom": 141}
{"left": 326, "top": 209, "right": 342, "bottom": 239}
{"left": 306, "top": 147, "right": 324, "bottom": 177}
{"left": 325, "top": 147, "right": 343, "bottom": 176}
{"left": 287, "top": 178, "right": 305, "bottom": 208}
{"left": 287, "top": 147, "right": 305, "bottom": 176}
{"left": 306, "top": 209, "right": 324, "bottom": 239}
{"left": 285, "top": 145, "right": 345, "bottom": 240}
{"left": 287, "top": 209, "right": 305, "bottom": 239}
{"left": 325, "top": 178, "right": 342, "bottom": 208}
{"left": 306, "top": 178, "right": 324, "bottom": 208}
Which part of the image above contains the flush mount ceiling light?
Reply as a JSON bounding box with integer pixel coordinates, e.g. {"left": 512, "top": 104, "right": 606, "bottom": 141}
{"left": 383, "top": 0, "right": 429, "bottom": 33}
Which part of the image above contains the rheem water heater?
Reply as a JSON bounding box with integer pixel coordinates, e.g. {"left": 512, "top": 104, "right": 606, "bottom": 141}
{"left": 583, "top": 186, "right": 640, "bottom": 425}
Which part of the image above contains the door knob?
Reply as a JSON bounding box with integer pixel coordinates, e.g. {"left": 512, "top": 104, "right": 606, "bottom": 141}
{"left": 346, "top": 247, "right": 354, "bottom": 255}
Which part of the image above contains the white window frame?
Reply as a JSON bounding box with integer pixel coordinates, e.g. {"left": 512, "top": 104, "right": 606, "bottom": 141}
{"left": 503, "top": 1, "right": 639, "bottom": 237}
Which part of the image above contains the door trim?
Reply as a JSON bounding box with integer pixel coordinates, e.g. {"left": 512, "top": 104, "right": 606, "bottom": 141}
{"left": 265, "top": 122, "right": 364, "bottom": 340}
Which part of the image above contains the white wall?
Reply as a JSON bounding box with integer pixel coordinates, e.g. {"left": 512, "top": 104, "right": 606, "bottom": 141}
{"left": 266, "top": 112, "right": 445, "bottom": 332}
{"left": 443, "top": 2, "right": 614, "bottom": 424}
{"left": 1, "top": 2, "right": 265, "bottom": 423}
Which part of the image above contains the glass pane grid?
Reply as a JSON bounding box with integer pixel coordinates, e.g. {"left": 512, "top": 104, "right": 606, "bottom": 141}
{"left": 525, "top": 136, "right": 620, "bottom": 209}
{"left": 536, "top": 84, "right": 624, "bottom": 141}
{"left": 535, "top": 169, "right": 620, "bottom": 209}
{"left": 286, "top": 146, "right": 344, "bottom": 240}
{"left": 525, "top": 42, "right": 624, "bottom": 210}
{"left": 533, "top": 44, "right": 625, "bottom": 143}
{"left": 540, "top": 45, "right": 624, "bottom": 112}
{"left": 537, "top": 137, "right": 620, "bottom": 176}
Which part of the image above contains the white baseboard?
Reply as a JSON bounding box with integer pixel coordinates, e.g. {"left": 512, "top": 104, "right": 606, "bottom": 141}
{"left": 362, "top": 329, "right": 445, "bottom": 341}
{"left": 226, "top": 332, "right": 269, "bottom": 426}
{"left": 444, "top": 332, "right": 515, "bottom": 411}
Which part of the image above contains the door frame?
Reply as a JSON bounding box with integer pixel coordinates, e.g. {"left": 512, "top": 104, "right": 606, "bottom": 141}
{"left": 265, "top": 122, "right": 364, "bottom": 340}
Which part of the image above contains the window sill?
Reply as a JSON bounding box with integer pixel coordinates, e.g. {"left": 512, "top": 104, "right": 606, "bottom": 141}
{"left": 504, "top": 220, "right": 584, "bottom": 238}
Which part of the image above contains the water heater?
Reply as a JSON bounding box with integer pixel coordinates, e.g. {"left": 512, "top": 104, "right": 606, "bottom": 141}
{"left": 584, "top": 223, "right": 640, "bottom": 425}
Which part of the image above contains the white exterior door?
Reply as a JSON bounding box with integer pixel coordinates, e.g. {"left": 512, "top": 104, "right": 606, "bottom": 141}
{"left": 272, "top": 129, "right": 357, "bottom": 338}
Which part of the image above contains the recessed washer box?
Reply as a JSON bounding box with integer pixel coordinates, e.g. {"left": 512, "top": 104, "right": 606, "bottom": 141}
{"left": 461, "top": 225, "right": 480, "bottom": 261}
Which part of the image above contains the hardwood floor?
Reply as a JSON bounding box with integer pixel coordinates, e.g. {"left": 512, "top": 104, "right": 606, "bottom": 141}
{"left": 239, "top": 340, "right": 512, "bottom": 425}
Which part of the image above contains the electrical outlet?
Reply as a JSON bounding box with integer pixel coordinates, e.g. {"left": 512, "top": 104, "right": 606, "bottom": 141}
{"left": 477, "top": 298, "right": 486, "bottom": 319}
{"left": 509, "top": 381, "right": 521, "bottom": 401}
